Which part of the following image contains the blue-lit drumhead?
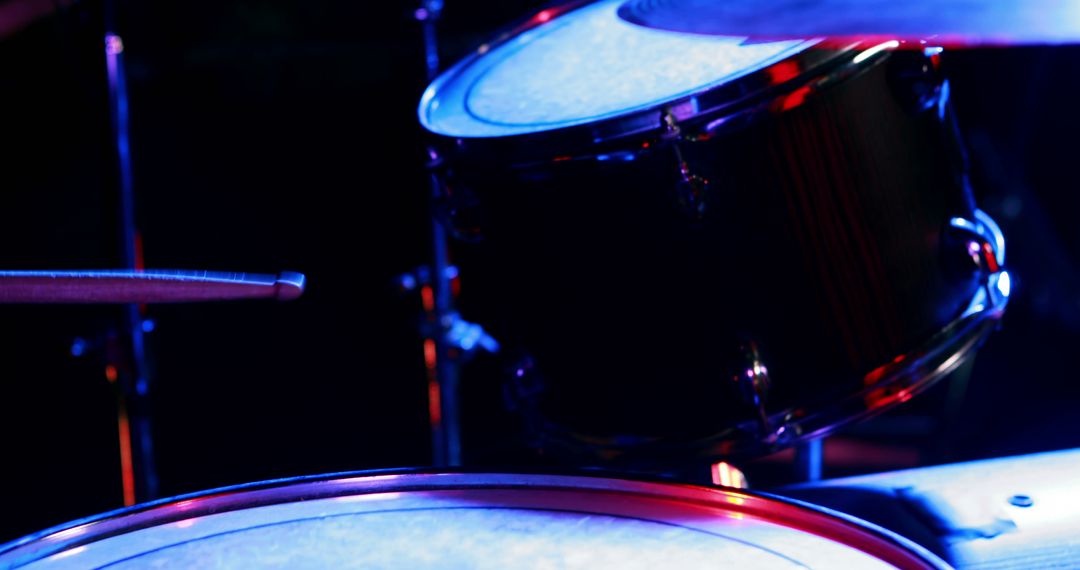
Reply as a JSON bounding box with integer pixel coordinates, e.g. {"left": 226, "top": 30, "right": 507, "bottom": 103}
{"left": 420, "top": 0, "right": 816, "bottom": 138}
{"left": 8, "top": 474, "right": 919, "bottom": 569}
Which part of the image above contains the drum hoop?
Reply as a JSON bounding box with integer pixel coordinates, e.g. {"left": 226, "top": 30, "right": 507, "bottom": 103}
{"left": 418, "top": 0, "right": 877, "bottom": 154}
{"left": 0, "top": 470, "right": 949, "bottom": 570}
{"left": 526, "top": 210, "right": 1009, "bottom": 461}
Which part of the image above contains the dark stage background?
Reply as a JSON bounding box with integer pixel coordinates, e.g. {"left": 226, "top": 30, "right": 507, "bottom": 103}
{"left": 2, "top": 0, "right": 1080, "bottom": 542}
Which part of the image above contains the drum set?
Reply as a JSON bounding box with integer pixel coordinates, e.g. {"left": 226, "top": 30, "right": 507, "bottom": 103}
{"left": 0, "top": 0, "right": 1076, "bottom": 568}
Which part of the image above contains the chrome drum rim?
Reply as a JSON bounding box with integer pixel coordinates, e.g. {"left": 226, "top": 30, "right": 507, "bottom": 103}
{"left": 0, "top": 471, "right": 950, "bottom": 569}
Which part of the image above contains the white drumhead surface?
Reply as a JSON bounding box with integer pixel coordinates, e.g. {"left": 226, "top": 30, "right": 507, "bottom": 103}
{"left": 23, "top": 485, "right": 899, "bottom": 569}
{"left": 420, "top": 0, "right": 816, "bottom": 137}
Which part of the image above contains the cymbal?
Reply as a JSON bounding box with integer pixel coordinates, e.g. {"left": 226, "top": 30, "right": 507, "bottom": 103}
{"left": 617, "top": 0, "right": 1080, "bottom": 46}
{"left": 0, "top": 270, "right": 305, "bottom": 304}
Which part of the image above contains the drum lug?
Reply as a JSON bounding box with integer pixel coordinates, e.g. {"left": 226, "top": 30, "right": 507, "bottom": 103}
{"left": 948, "top": 209, "right": 1011, "bottom": 315}
{"left": 733, "top": 340, "right": 773, "bottom": 439}
{"left": 662, "top": 111, "right": 711, "bottom": 219}
{"left": 502, "top": 354, "right": 548, "bottom": 448}
{"left": 886, "top": 47, "right": 946, "bottom": 114}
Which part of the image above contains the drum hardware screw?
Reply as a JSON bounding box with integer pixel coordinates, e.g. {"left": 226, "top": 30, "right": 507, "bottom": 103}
{"left": 660, "top": 111, "right": 682, "bottom": 141}
{"left": 733, "top": 341, "right": 773, "bottom": 439}
{"left": 661, "top": 111, "right": 711, "bottom": 218}
{"left": 1008, "top": 494, "right": 1034, "bottom": 508}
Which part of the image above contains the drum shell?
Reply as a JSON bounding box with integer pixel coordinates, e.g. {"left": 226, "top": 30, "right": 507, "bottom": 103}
{"left": 439, "top": 50, "right": 980, "bottom": 452}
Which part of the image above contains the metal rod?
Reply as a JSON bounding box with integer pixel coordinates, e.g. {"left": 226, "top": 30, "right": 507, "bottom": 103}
{"left": 419, "top": 0, "right": 443, "bottom": 82}
{"left": 103, "top": 5, "right": 159, "bottom": 502}
{"left": 416, "top": 0, "right": 461, "bottom": 466}
{"left": 430, "top": 183, "right": 461, "bottom": 466}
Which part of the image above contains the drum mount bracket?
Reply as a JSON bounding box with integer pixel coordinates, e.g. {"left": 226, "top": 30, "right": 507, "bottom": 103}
{"left": 398, "top": 265, "right": 500, "bottom": 362}
{"left": 661, "top": 111, "right": 711, "bottom": 219}
{"left": 733, "top": 340, "right": 774, "bottom": 441}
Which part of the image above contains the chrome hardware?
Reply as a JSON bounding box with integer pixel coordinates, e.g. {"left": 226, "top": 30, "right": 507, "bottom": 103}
{"left": 662, "top": 111, "right": 710, "bottom": 219}
{"left": 886, "top": 46, "right": 947, "bottom": 114}
{"left": 949, "top": 209, "right": 1010, "bottom": 317}
{"left": 398, "top": 266, "right": 499, "bottom": 359}
{"left": 733, "top": 340, "right": 772, "bottom": 439}
{"left": 442, "top": 313, "right": 500, "bottom": 357}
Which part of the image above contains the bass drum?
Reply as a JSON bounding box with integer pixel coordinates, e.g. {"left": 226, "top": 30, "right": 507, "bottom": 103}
{"left": 419, "top": 0, "right": 1008, "bottom": 464}
{"left": 0, "top": 471, "right": 949, "bottom": 569}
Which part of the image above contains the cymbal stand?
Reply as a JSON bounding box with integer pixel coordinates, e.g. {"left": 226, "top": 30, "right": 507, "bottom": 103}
{"left": 406, "top": 0, "right": 500, "bottom": 467}
{"left": 103, "top": 0, "right": 158, "bottom": 504}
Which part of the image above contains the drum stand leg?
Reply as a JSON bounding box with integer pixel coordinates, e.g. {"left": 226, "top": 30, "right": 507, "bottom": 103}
{"left": 426, "top": 214, "right": 462, "bottom": 467}
{"left": 410, "top": 0, "right": 498, "bottom": 466}
{"left": 409, "top": 0, "right": 459, "bottom": 467}
{"left": 795, "top": 438, "right": 824, "bottom": 482}
{"left": 104, "top": 5, "right": 159, "bottom": 503}
{"left": 411, "top": 0, "right": 458, "bottom": 468}
{"left": 407, "top": 172, "right": 498, "bottom": 466}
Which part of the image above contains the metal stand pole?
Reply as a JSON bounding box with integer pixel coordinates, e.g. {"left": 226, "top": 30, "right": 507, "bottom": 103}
{"left": 104, "top": 2, "right": 158, "bottom": 503}
{"left": 415, "top": 0, "right": 462, "bottom": 467}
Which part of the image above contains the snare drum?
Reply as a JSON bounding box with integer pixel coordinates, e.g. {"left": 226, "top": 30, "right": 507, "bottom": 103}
{"left": 419, "top": 0, "right": 1008, "bottom": 463}
{"left": 0, "top": 471, "right": 948, "bottom": 569}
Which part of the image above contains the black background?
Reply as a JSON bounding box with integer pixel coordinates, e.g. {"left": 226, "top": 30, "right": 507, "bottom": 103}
{"left": 2, "top": 0, "right": 1080, "bottom": 543}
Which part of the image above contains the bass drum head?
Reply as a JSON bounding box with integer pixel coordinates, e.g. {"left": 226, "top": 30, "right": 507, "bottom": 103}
{"left": 0, "top": 472, "right": 947, "bottom": 569}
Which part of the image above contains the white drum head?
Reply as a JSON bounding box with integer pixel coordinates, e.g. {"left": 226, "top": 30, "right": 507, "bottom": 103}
{"left": 420, "top": 0, "right": 817, "bottom": 138}
{"left": 0, "top": 473, "right": 948, "bottom": 569}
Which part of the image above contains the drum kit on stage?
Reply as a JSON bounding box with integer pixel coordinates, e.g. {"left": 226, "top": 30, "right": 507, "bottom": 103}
{"left": 0, "top": 0, "right": 1077, "bottom": 568}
